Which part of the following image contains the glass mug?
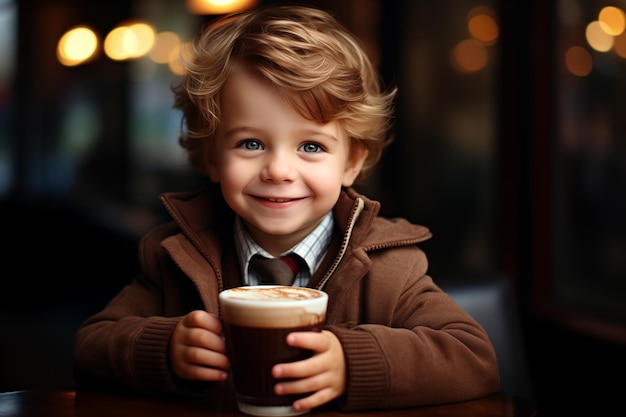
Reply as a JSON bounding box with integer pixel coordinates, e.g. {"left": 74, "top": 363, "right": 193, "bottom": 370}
{"left": 219, "top": 285, "right": 328, "bottom": 417}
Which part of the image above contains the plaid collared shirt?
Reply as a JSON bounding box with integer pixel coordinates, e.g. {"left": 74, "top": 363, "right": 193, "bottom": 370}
{"left": 234, "top": 211, "right": 334, "bottom": 287}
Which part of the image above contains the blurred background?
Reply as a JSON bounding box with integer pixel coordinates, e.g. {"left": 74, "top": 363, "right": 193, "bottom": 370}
{"left": 1, "top": 0, "right": 625, "bottom": 415}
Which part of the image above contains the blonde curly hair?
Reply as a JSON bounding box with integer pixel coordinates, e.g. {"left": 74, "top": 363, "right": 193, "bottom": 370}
{"left": 173, "top": 4, "right": 397, "bottom": 183}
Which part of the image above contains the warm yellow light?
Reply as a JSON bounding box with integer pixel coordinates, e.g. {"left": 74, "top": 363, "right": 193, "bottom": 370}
{"left": 105, "top": 27, "right": 133, "bottom": 60}
{"left": 598, "top": 6, "right": 625, "bottom": 36}
{"left": 149, "top": 31, "right": 181, "bottom": 64}
{"left": 586, "top": 20, "right": 614, "bottom": 52}
{"left": 186, "top": 0, "right": 258, "bottom": 15}
{"left": 127, "top": 22, "right": 156, "bottom": 57}
{"left": 168, "top": 41, "right": 194, "bottom": 75}
{"left": 104, "top": 21, "right": 156, "bottom": 61}
{"left": 57, "top": 26, "right": 98, "bottom": 66}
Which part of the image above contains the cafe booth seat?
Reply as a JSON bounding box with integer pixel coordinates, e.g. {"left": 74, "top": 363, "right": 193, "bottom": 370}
{"left": 440, "top": 275, "right": 535, "bottom": 403}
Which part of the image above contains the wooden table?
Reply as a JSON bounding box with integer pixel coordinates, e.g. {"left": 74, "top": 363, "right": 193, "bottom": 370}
{"left": 0, "top": 387, "right": 537, "bottom": 417}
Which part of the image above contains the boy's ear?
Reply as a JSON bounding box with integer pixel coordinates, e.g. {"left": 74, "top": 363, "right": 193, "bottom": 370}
{"left": 342, "top": 143, "right": 369, "bottom": 187}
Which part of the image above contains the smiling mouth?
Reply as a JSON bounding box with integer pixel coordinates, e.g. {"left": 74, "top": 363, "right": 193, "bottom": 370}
{"left": 265, "top": 197, "right": 294, "bottom": 202}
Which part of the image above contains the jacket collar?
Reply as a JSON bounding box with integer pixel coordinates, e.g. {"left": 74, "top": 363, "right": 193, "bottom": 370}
{"left": 160, "top": 185, "right": 376, "bottom": 232}
{"left": 159, "top": 185, "right": 429, "bottom": 251}
{"left": 159, "top": 185, "right": 430, "bottom": 275}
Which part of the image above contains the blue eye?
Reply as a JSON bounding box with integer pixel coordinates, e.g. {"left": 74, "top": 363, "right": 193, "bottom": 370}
{"left": 242, "top": 140, "right": 263, "bottom": 151}
{"left": 300, "top": 143, "right": 322, "bottom": 153}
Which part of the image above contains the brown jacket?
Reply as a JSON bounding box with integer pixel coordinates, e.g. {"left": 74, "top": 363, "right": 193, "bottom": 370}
{"left": 73, "top": 186, "right": 499, "bottom": 411}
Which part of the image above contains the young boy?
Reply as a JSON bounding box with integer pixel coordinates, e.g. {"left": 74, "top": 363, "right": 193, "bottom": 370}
{"left": 73, "top": 4, "right": 500, "bottom": 413}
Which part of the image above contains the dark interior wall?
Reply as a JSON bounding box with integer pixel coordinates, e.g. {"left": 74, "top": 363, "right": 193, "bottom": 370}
{"left": 1, "top": 0, "right": 140, "bottom": 392}
{"left": 0, "top": 200, "right": 140, "bottom": 391}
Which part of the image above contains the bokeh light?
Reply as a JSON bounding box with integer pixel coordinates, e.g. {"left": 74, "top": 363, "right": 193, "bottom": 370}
{"left": 451, "top": 39, "right": 488, "bottom": 73}
{"left": 598, "top": 6, "right": 625, "bottom": 36}
{"left": 585, "top": 20, "right": 614, "bottom": 52}
{"left": 168, "top": 41, "right": 193, "bottom": 75}
{"left": 104, "top": 21, "right": 155, "bottom": 61}
{"left": 148, "top": 31, "right": 181, "bottom": 64}
{"left": 467, "top": 6, "right": 499, "bottom": 45}
{"left": 564, "top": 46, "right": 593, "bottom": 77}
{"left": 186, "top": 0, "right": 258, "bottom": 15}
{"left": 57, "top": 26, "right": 98, "bottom": 66}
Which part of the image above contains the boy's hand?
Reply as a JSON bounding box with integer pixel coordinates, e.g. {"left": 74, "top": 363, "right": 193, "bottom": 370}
{"left": 169, "top": 310, "right": 229, "bottom": 381}
{"left": 272, "top": 330, "right": 346, "bottom": 412}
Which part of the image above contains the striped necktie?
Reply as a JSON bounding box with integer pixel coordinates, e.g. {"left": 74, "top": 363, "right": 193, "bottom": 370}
{"left": 249, "top": 254, "right": 300, "bottom": 286}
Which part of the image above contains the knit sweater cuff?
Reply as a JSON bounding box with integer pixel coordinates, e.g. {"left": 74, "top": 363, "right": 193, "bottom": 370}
{"left": 133, "top": 317, "right": 182, "bottom": 393}
{"left": 332, "top": 327, "right": 388, "bottom": 410}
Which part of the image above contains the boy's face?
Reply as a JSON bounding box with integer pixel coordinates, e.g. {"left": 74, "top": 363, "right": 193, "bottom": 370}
{"left": 208, "top": 65, "right": 367, "bottom": 255}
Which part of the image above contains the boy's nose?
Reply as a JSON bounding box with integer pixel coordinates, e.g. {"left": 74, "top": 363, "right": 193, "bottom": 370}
{"left": 261, "top": 151, "right": 296, "bottom": 182}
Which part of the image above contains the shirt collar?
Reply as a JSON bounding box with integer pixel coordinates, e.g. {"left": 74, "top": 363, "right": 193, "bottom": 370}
{"left": 234, "top": 211, "right": 334, "bottom": 286}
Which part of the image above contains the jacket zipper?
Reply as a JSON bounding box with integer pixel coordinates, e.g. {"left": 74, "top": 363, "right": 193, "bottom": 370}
{"left": 316, "top": 198, "right": 365, "bottom": 290}
{"left": 316, "top": 197, "right": 431, "bottom": 290}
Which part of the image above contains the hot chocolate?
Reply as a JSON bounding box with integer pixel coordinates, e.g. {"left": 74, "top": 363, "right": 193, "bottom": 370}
{"left": 219, "top": 286, "right": 328, "bottom": 417}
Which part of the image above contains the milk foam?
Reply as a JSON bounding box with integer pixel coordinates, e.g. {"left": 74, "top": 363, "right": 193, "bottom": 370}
{"left": 219, "top": 285, "right": 328, "bottom": 328}
{"left": 222, "top": 286, "right": 322, "bottom": 301}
